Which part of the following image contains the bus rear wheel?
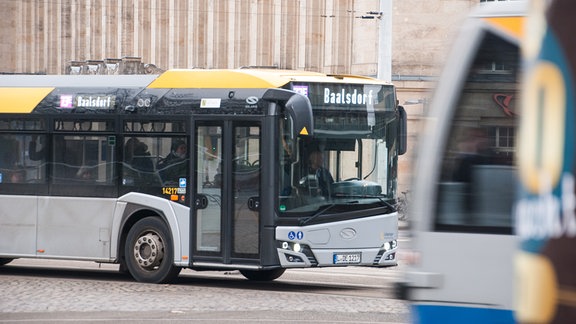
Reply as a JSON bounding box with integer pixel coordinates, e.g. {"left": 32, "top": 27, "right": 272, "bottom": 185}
{"left": 240, "top": 268, "right": 286, "bottom": 281}
{"left": 124, "top": 217, "right": 181, "bottom": 284}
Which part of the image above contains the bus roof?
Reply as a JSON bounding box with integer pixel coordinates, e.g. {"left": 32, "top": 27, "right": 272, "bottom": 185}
{"left": 0, "top": 74, "right": 157, "bottom": 88}
{"left": 234, "top": 69, "right": 391, "bottom": 86}
{"left": 0, "top": 69, "right": 393, "bottom": 114}
{"left": 0, "top": 69, "right": 391, "bottom": 90}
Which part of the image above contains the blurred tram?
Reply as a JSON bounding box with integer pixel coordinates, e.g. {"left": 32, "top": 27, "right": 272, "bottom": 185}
{"left": 396, "top": 1, "right": 526, "bottom": 323}
{"left": 399, "top": 0, "right": 576, "bottom": 322}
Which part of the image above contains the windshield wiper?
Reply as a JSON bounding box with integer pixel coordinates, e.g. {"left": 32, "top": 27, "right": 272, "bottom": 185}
{"left": 375, "top": 196, "right": 396, "bottom": 210}
{"left": 298, "top": 203, "right": 336, "bottom": 226}
{"left": 297, "top": 197, "right": 395, "bottom": 226}
{"left": 334, "top": 194, "right": 395, "bottom": 210}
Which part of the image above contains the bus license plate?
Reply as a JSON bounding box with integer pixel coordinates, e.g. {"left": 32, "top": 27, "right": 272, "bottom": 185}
{"left": 333, "top": 252, "right": 361, "bottom": 264}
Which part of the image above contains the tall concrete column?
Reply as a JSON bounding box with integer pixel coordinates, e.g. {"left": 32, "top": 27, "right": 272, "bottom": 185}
{"left": 378, "top": 0, "right": 392, "bottom": 82}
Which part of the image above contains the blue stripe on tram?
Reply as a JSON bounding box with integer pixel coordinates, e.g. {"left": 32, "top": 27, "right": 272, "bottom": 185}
{"left": 413, "top": 304, "right": 515, "bottom": 324}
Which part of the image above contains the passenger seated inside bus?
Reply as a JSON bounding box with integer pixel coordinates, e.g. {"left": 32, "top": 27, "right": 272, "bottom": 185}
{"left": 124, "top": 137, "right": 156, "bottom": 185}
{"left": 306, "top": 150, "right": 334, "bottom": 197}
{"left": 157, "top": 139, "right": 187, "bottom": 184}
{"left": 125, "top": 138, "right": 154, "bottom": 172}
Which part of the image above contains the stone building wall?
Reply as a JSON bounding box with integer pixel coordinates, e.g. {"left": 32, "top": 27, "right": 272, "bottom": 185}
{"left": 0, "top": 0, "right": 388, "bottom": 76}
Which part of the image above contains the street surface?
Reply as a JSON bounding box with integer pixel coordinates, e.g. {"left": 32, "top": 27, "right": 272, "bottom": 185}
{"left": 0, "top": 230, "right": 411, "bottom": 324}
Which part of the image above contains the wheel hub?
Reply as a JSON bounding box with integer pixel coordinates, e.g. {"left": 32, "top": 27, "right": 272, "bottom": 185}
{"left": 133, "top": 233, "right": 164, "bottom": 270}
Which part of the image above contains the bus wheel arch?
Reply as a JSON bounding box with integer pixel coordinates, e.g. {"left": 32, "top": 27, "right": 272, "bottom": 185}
{"left": 0, "top": 258, "right": 14, "bottom": 266}
{"left": 122, "top": 214, "right": 181, "bottom": 283}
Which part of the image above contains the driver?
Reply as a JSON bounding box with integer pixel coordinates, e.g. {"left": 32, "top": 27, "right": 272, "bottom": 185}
{"left": 308, "top": 151, "right": 334, "bottom": 197}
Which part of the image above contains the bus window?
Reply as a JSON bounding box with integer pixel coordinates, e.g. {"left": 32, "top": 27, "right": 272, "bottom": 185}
{"left": 122, "top": 119, "right": 188, "bottom": 190}
{"left": 196, "top": 125, "right": 222, "bottom": 252}
{"left": 52, "top": 134, "right": 116, "bottom": 184}
{"left": 233, "top": 125, "right": 260, "bottom": 256}
{"left": 156, "top": 138, "right": 187, "bottom": 185}
{"left": 279, "top": 115, "right": 295, "bottom": 197}
{"left": 434, "top": 31, "right": 519, "bottom": 234}
{"left": 123, "top": 137, "right": 159, "bottom": 186}
{"left": 0, "top": 134, "right": 46, "bottom": 184}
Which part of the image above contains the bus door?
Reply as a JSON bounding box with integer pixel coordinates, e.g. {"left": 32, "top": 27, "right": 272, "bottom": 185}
{"left": 192, "top": 119, "right": 262, "bottom": 265}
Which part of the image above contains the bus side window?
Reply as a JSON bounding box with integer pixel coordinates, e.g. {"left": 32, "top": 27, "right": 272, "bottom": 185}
{"left": 23, "top": 135, "right": 47, "bottom": 183}
{"left": 73, "top": 136, "right": 114, "bottom": 184}
{"left": 123, "top": 137, "right": 157, "bottom": 186}
{"left": 156, "top": 138, "right": 188, "bottom": 185}
{"left": 0, "top": 134, "right": 46, "bottom": 184}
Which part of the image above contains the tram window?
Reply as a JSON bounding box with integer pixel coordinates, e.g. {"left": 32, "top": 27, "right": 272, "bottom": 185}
{"left": 434, "top": 31, "right": 518, "bottom": 234}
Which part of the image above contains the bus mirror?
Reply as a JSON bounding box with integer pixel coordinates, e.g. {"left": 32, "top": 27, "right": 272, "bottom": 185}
{"left": 285, "top": 93, "right": 314, "bottom": 138}
{"left": 263, "top": 88, "right": 314, "bottom": 138}
{"left": 398, "top": 106, "right": 407, "bottom": 155}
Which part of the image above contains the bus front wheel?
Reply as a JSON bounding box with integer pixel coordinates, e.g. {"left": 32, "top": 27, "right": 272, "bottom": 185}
{"left": 240, "top": 268, "right": 286, "bottom": 281}
{"left": 124, "top": 217, "right": 181, "bottom": 284}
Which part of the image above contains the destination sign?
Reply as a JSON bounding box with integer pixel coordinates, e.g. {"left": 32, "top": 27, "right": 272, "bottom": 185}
{"left": 290, "top": 83, "right": 394, "bottom": 111}
{"left": 59, "top": 94, "right": 116, "bottom": 109}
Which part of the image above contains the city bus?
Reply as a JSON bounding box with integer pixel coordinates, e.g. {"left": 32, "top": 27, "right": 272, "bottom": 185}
{"left": 0, "top": 68, "right": 406, "bottom": 283}
{"left": 395, "top": 1, "right": 526, "bottom": 323}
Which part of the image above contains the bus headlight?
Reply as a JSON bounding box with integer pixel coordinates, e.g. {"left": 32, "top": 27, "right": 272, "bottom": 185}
{"left": 383, "top": 242, "right": 391, "bottom": 251}
{"left": 280, "top": 241, "right": 302, "bottom": 253}
{"left": 382, "top": 240, "right": 397, "bottom": 251}
{"left": 293, "top": 243, "right": 302, "bottom": 253}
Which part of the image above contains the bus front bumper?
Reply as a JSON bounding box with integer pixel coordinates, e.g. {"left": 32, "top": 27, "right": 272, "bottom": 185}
{"left": 276, "top": 244, "right": 398, "bottom": 268}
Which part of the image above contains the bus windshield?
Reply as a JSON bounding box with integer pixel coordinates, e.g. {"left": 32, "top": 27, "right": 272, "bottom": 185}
{"left": 279, "top": 82, "right": 401, "bottom": 216}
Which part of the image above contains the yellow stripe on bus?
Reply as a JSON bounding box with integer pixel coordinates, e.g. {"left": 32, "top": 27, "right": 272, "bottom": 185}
{"left": 148, "top": 69, "right": 291, "bottom": 89}
{"left": 0, "top": 87, "right": 54, "bottom": 113}
{"left": 484, "top": 16, "right": 525, "bottom": 39}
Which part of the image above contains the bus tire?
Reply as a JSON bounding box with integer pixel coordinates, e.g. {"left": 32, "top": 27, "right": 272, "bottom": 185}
{"left": 0, "top": 258, "right": 14, "bottom": 266}
{"left": 240, "top": 268, "right": 286, "bottom": 281}
{"left": 124, "top": 217, "right": 181, "bottom": 284}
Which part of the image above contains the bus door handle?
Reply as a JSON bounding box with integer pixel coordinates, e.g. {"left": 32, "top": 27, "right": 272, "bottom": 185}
{"left": 195, "top": 194, "right": 209, "bottom": 209}
{"left": 247, "top": 197, "right": 260, "bottom": 211}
